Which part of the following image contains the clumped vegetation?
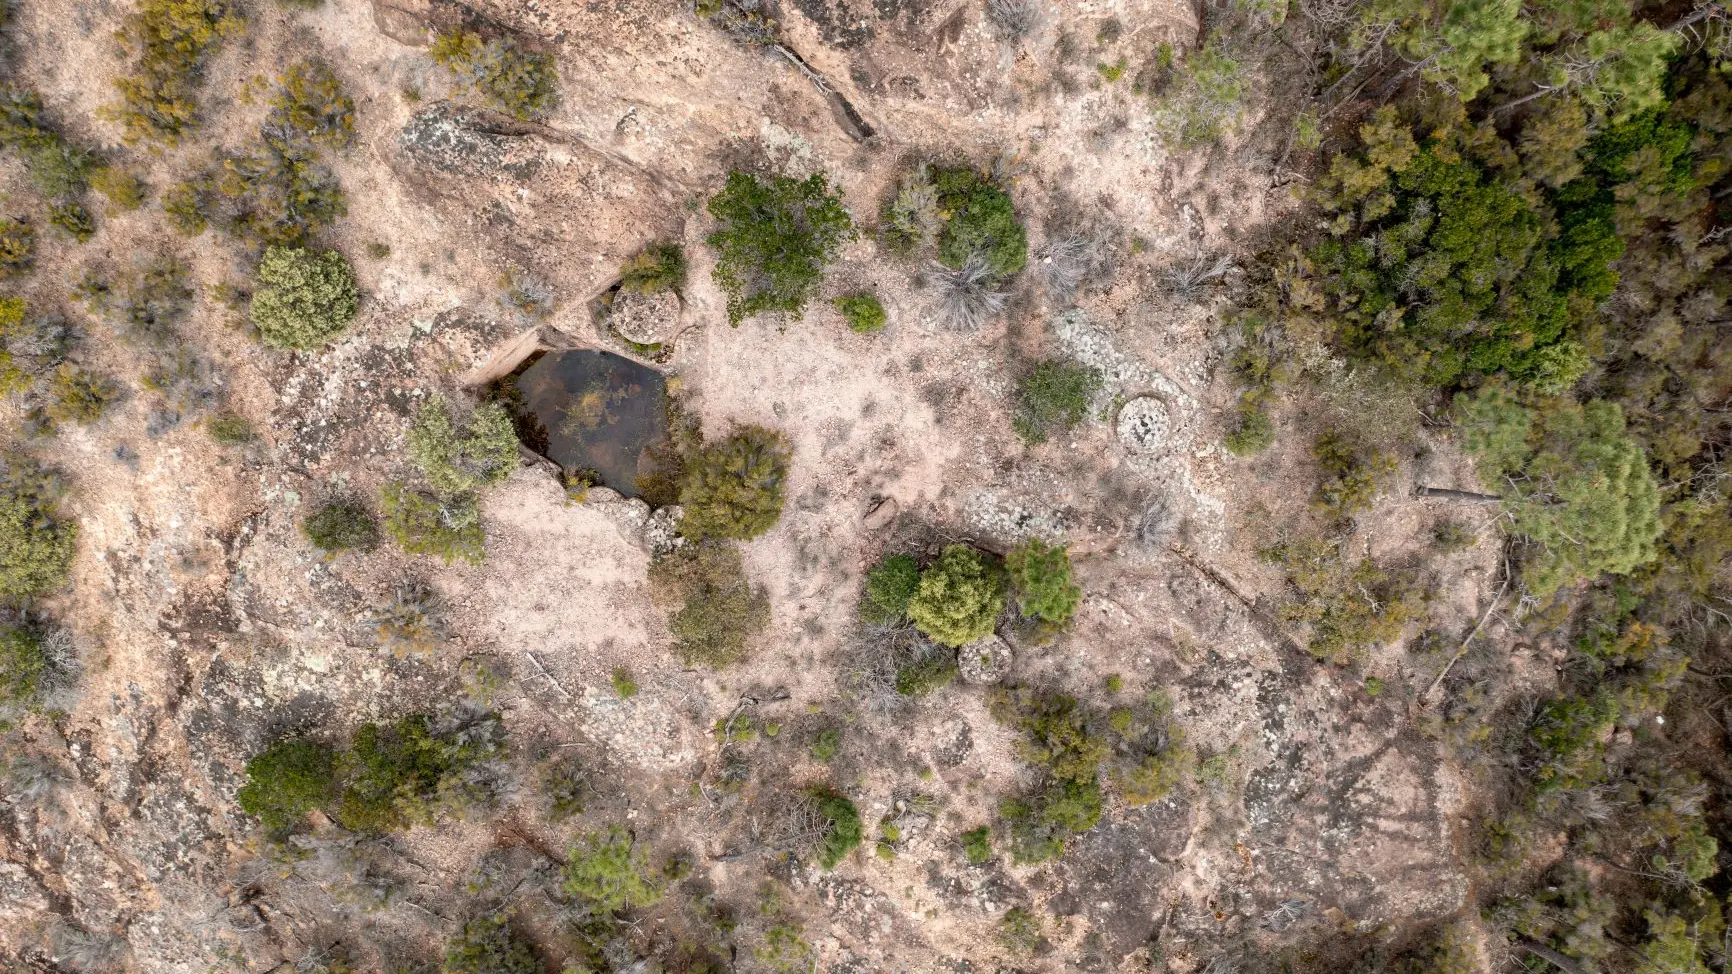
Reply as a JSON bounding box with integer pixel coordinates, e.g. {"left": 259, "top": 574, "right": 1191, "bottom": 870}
{"left": 1004, "top": 538, "right": 1080, "bottom": 627}
{"left": 0, "top": 623, "right": 48, "bottom": 709}
{"left": 249, "top": 246, "right": 360, "bottom": 350}
{"left": 860, "top": 553, "right": 920, "bottom": 626}
{"left": 562, "top": 826, "right": 663, "bottom": 912}
{"left": 301, "top": 500, "right": 378, "bottom": 553}
{"left": 648, "top": 544, "right": 770, "bottom": 667}
{"left": 0, "top": 456, "right": 75, "bottom": 604}
{"left": 617, "top": 242, "right": 687, "bottom": 296}
{"left": 442, "top": 914, "right": 539, "bottom": 974}
{"left": 381, "top": 484, "right": 485, "bottom": 564}
{"left": 408, "top": 398, "right": 520, "bottom": 497}
{"left": 107, "top": 0, "right": 244, "bottom": 145}
{"left": 234, "top": 736, "right": 337, "bottom": 836}
{"left": 430, "top": 29, "right": 559, "bottom": 120}
{"left": 43, "top": 366, "right": 118, "bottom": 427}
{"left": 677, "top": 425, "right": 790, "bottom": 541}
{"left": 832, "top": 292, "right": 886, "bottom": 333}
{"left": 906, "top": 545, "right": 1005, "bottom": 648}
{"left": 931, "top": 166, "right": 1027, "bottom": 279}
{"left": 809, "top": 787, "right": 863, "bottom": 869}
{"left": 1013, "top": 358, "right": 1101, "bottom": 444}
{"left": 707, "top": 171, "right": 853, "bottom": 325}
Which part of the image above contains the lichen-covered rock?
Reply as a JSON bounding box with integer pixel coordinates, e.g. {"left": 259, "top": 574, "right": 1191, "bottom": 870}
{"left": 609, "top": 288, "right": 682, "bottom": 347}
{"left": 1117, "top": 396, "right": 1171, "bottom": 454}
{"left": 957, "top": 634, "right": 1012, "bottom": 684}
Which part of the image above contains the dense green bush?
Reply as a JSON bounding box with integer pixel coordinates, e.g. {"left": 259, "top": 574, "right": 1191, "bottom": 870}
{"left": 0, "top": 457, "right": 76, "bottom": 603}
{"left": 810, "top": 788, "right": 863, "bottom": 869}
{"left": 108, "top": 0, "right": 244, "bottom": 145}
{"left": 408, "top": 398, "right": 519, "bottom": 496}
{"left": 0, "top": 624, "right": 46, "bottom": 708}
{"left": 906, "top": 545, "right": 1005, "bottom": 648}
{"left": 249, "top": 246, "right": 360, "bottom": 350}
{"left": 618, "top": 242, "right": 686, "bottom": 295}
{"left": 1457, "top": 391, "right": 1661, "bottom": 595}
{"left": 562, "top": 826, "right": 663, "bottom": 911}
{"left": 430, "top": 29, "right": 559, "bottom": 120}
{"left": 167, "top": 144, "right": 347, "bottom": 245}
{"left": 860, "top": 553, "right": 920, "bottom": 625}
{"left": 960, "top": 826, "right": 993, "bottom": 865}
{"left": 1014, "top": 359, "right": 1101, "bottom": 444}
{"left": 647, "top": 544, "right": 769, "bottom": 667}
{"left": 235, "top": 736, "right": 338, "bottom": 835}
{"left": 1005, "top": 539, "right": 1080, "bottom": 626}
{"left": 991, "top": 688, "right": 1109, "bottom": 863}
{"left": 442, "top": 914, "right": 539, "bottom": 974}
{"left": 1262, "top": 535, "right": 1422, "bottom": 663}
{"left": 381, "top": 484, "right": 485, "bottom": 564}
{"left": 707, "top": 171, "right": 853, "bottom": 325}
{"left": 678, "top": 425, "right": 790, "bottom": 541}
{"left": 301, "top": 500, "right": 378, "bottom": 552}
{"left": 894, "top": 651, "right": 959, "bottom": 696}
{"left": 334, "top": 714, "right": 493, "bottom": 833}
{"left": 931, "top": 166, "right": 1027, "bottom": 278}
{"left": 1223, "top": 405, "right": 1275, "bottom": 456}
{"left": 833, "top": 292, "right": 887, "bottom": 333}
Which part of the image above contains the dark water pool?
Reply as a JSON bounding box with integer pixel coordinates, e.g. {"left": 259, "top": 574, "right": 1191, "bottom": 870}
{"left": 501, "top": 350, "right": 669, "bottom": 497}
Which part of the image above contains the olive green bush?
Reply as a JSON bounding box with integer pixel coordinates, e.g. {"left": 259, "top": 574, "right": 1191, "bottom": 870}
{"left": 833, "top": 292, "right": 887, "bottom": 333}
{"left": 235, "top": 736, "right": 338, "bottom": 835}
{"left": 48, "top": 202, "right": 94, "bottom": 242}
{"left": 249, "top": 246, "right": 360, "bottom": 350}
{"left": 678, "top": 425, "right": 790, "bottom": 541}
{"left": 44, "top": 366, "right": 119, "bottom": 427}
{"left": 166, "top": 145, "right": 347, "bottom": 246}
{"left": 108, "top": 0, "right": 244, "bottom": 145}
{"left": 1005, "top": 538, "right": 1080, "bottom": 626}
{"left": 0, "top": 623, "right": 47, "bottom": 708}
{"left": 991, "top": 688, "right": 1106, "bottom": 863}
{"left": 442, "top": 915, "right": 538, "bottom": 974}
{"left": 264, "top": 60, "right": 355, "bottom": 152}
{"left": 0, "top": 218, "right": 33, "bottom": 276}
{"left": 1310, "top": 430, "right": 1397, "bottom": 521}
{"left": 334, "top": 711, "right": 504, "bottom": 832}
{"left": 618, "top": 242, "right": 686, "bottom": 295}
{"left": 0, "top": 457, "right": 76, "bottom": 603}
{"left": 562, "top": 826, "right": 663, "bottom": 911}
{"left": 90, "top": 166, "right": 148, "bottom": 212}
{"left": 430, "top": 29, "right": 559, "bottom": 120}
{"left": 879, "top": 165, "right": 939, "bottom": 255}
{"left": 301, "top": 500, "right": 378, "bottom": 553}
{"left": 381, "top": 484, "right": 484, "bottom": 564}
{"left": 408, "top": 398, "right": 519, "bottom": 496}
{"left": 932, "top": 166, "right": 1027, "bottom": 278}
{"left": 707, "top": 171, "right": 853, "bottom": 325}
{"left": 906, "top": 545, "right": 1005, "bottom": 648}
{"left": 860, "top": 553, "right": 920, "bottom": 625}
{"left": 204, "top": 412, "right": 253, "bottom": 445}
{"left": 810, "top": 787, "right": 863, "bottom": 869}
{"left": 894, "top": 650, "right": 959, "bottom": 697}
{"left": 1261, "top": 535, "right": 1422, "bottom": 664}
{"left": 960, "top": 826, "right": 993, "bottom": 865}
{"left": 647, "top": 544, "right": 769, "bottom": 667}
{"left": 1014, "top": 359, "right": 1101, "bottom": 444}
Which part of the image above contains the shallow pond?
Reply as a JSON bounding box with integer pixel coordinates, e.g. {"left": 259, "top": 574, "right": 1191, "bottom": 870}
{"left": 500, "top": 350, "right": 669, "bottom": 497}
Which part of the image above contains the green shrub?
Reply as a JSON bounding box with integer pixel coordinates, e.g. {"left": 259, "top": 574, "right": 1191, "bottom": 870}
{"left": 1014, "top": 359, "right": 1101, "bottom": 444}
{"left": 0, "top": 218, "right": 32, "bottom": 275}
{"left": 47, "top": 201, "right": 94, "bottom": 242}
{"left": 45, "top": 366, "right": 119, "bottom": 426}
{"left": 894, "top": 651, "right": 958, "bottom": 697}
{"left": 960, "top": 826, "right": 992, "bottom": 865}
{"left": 861, "top": 553, "right": 920, "bottom": 625}
{"left": 1154, "top": 39, "right": 1246, "bottom": 145}
{"left": 1431, "top": 518, "right": 1474, "bottom": 552}
{"left": 810, "top": 727, "right": 841, "bottom": 762}
{"left": 235, "top": 736, "right": 338, "bottom": 835}
{"left": 907, "top": 545, "right": 1005, "bottom": 648}
{"left": 707, "top": 171, "right": 853, "bottom": 325}
{"left": 1004, "top": 538, "right": 1080, "bottom": 626}
{"left": 677, "top": 425, "right": 790, "bottom": 541}
{"left": 810, "top": 788, "right": 863, "bottom": 869}
{"left": 170, "top": 144, "right": 347, "bottom": 245}
{"left": 429, "top": 29, "right": 559, "bottom": 120}
{"left": 381, "top": 483, "right": 485, "bottom": 563}
{"left": 833, "top": 292, "right": 887, "bottom": 333}
{"left": 0, "top": 457, "right": 76, "bottom": 603}
{"left": 1311, "top": 431, "right": 1397, "bottom": 521}
{"left": 442, "top": 914, "right": 538, "bottom": 974}
{"left": 408, "top": 398, "right": 519, "bottom": 496}
{"left": 879, "top": 165, "right": 939, "bottom": 255}
{"left": 611, "top": 666, "right": 639, "bottom": 699}
{"left": 0, "top": 624, "right": 46, "bottom": 708}
{"left": 334, "top": 714, "right": 470, "bottom": 833}
{"left": 538, "top": 751, "right": 587, "bottom": 821}
{"left": 108, "top": 0, "right": 244, "bottom": 145}
{"left": 249, "top": 246, "right": 360, "bottom": 350}
{"left": 647, "top": 544, "right": 769, "bottom": 667}
{"left": 24, "top": 138, "right": 98, "bottom": 199}
{"left": 562, "top": 826, "right": 663, "bottom": 912}
{"left": 1223, "top": 404, "right": 1275, "bottom": 455}
{"left": 89, "top": 166, "right": 147, "bottom": 213}
{"left": 999, "top": 777, "right": 1102, "bottom": 864}
{"left": 932, "top": 166, "right": 1027, "bottom": 278}
{"left": 618, "top": 242, "right": 686, "bottom": 295}
{"left": 266, "top": 60, "right": 355, "bottom": 152}
{"left": 205, "top": 412, "right": 253, "bottom": 445}
{"left": 301, "top": 500, "right": 378, "bottom": 552}
{"left": 998, "top": 907, "right": 1044, "bottom": 954}
{"left": 991, "top": 688, "right": 1109, "bottom": 863}
{"left": 1262, "top": 535, "right": 1421, "bottom": 663}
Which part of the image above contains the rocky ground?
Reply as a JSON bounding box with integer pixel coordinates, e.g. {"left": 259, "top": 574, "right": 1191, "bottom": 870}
{"left": 0, "top": 0, "right": 1509, "bottom": 971}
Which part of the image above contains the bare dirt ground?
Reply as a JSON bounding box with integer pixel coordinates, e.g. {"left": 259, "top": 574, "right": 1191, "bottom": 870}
{"left": 0, "top": 0, "right": 1509, "bottom": 971}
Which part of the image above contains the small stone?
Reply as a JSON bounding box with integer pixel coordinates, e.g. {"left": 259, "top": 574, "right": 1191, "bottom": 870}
{"left": 862, "top": 496, "right": 898, "bottom": 531}
{"left": 957, "top": 635, "right": 1012, "bottom": 684}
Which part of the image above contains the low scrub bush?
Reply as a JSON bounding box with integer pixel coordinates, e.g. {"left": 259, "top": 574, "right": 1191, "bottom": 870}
{"left": 249, "top": 246, "right": 360, "bottom": 349}
{"left": 998, "top": 907, "right": 1044, "bottom": 954}
{"left": 90, "top": 165, "right": 148, "bottom": 211}
{"left": 1310, "top": 430, "right": 1397, "bottom": 521}
{"left": 860, "top": 553, "right": 920, "bottom": 625}
{"left": 0, "top": 218, "right": 33, "bottom": 275}
{"left": 932, "top": 166, "right": 1026, "bottom": 278}
{"left": 263, "top": 60, "right": 355, "bottom": 152}
{"left": 810, "top": 787, "right": 863, "bottom": 869}
{"left": 167, "top": 144, "right": 346, "bottom": 245}
{"left": 301, "top": 499, "right": 378, "bottom": 552}
{"left": 381, "top": 483, "right": 485, "bottom": 563}
{"left": 707, "top": 171, "right": 853, "bottom": 325}
{"left": 1014, "top": 359, "right": 1101, "bottom": 444}
{"left": 960, "top": 825, "right": 993, "bottom": 865}
{"left": 648, "top": 544, "right": 770, "bottom": 667}
{"left": 1005, "top": 538, "right": 1080, "bottom": 626}
{"left": 562, "top": 826, "right": 663, "bottom": 912}
{"left": 235, "top": 736, "right": 338, "bottom": 835}
{"left": 204, "top": 412, "right": 253, "bottom": 445}
{"left": 0, "top": 456, "right": 76, "bottom": 603}
{"left": 334, "top": 710, "right": 504, "bottom": 832}
{"left": 894, "top": 650, "right": 959, "bottom": 697}
{"left": 0, "top": 623, "right": 47, "bottom": 708}
{"left": 443, "top": 915, "right": 539, "bottom": 974}
{"left": 1223, "top": 404, "right": 1274, "bottom": 456}
{"left": 907, "top": 545, "right": 1005, "bottom": 648}
{"left": 618, "top": 242, "right": 686, "bottom": 296}
{"left": 880, "top": 165, "right": 939, "bottom": 255}
{"left": 45, "top": 366, "right": 119, "bottom": 426}
{"left": 991, "top": 688, "right": 1113, "bottom": 863}
{"left": 108, "top": 0, "right": 244, "bottom": 145}
{"left": 407, "top": 398, "right": 519, "bottom": 496}
{"left": 678, "top": 425, "right": 790, "bottom": 541}
{"left": 1262, "top": 535, "right": 1422, "bottom": 664}
{"left": 48, "top": 202, "right": 94, "bottom": 242}
{"left": 833, "top": 292, "right": 887, "bottom": 333}
{"left": 430, "top": 29, "right": 559, "bottom": 120}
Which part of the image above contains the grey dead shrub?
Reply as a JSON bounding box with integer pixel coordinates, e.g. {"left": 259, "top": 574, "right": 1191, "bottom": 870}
{"left": 1158, "top": 251, "right": 1235, "bottom": 301}
{"left": 1038, "top": 229, "right": 1115, "bottom": 306}
{"left": 924, "top": 257, "right": 1007, "bottom": 332}
{"left": 986, "top": 0, "right": 1045, "bottom": 41}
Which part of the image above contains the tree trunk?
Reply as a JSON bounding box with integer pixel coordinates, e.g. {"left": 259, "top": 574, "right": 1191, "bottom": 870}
{"left": 1415, "top": 485, "right": 1504, "bottom": 502}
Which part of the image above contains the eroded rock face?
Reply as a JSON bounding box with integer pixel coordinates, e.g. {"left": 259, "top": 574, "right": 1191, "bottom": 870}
{"left": 396, "top": 102, "right": 683, "bottom": 298}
